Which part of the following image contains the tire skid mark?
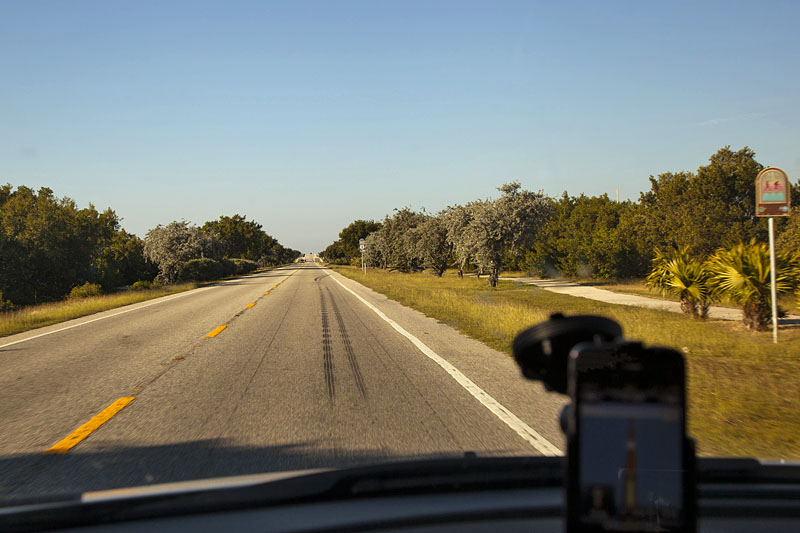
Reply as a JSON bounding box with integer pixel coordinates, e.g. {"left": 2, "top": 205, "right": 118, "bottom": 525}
{"left": 326, "top": 287, "right": 367, "bottom": 398}
{"left": 319, "top": 287, "right": 335, "bottom": 402}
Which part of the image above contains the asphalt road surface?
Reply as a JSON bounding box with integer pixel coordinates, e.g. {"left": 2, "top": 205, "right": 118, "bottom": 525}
{"left": 0, "top": 264, "right": 565, "bottom": 500}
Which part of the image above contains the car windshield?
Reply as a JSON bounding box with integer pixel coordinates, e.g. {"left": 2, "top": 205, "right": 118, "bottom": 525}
{"left": 0, "top": 1, "right": 798, "bottom": 504}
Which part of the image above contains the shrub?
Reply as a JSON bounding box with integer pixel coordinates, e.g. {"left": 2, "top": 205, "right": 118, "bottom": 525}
{"left": 646, "top": 247, "right": 713, "bottom": 318}
{"left": 220, "top": 258, "right": 237, "bottom": 276}
{"left": 230, "top": 258, "right": 258, "bottom": 275}
{"left": 349, "top": 255, "right": 363, "bottom": 267}
{"left": 131, "top": 280, "right": 152, "bottom": 291}
{"left": 69, "top": 282, "right": 103, "bottom": 299}
{"left": 178, "top": 258, "right": 225, "bottom": 281}
{"left": 705, "top": 240, "right": 800, "bottom": 330}
{"left": 0, "top": 291, "right": 15, "bottom": 311}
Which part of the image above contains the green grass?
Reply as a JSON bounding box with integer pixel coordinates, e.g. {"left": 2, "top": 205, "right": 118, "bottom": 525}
{"left": 333, "top": 266, "right": 800, "bottom": 459}
{"left": 0, "top": 283, "right": 198, "bottom": 338}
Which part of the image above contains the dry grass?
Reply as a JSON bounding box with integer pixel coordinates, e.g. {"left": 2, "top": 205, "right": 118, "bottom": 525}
{"left": 334, "top": 266, "right": 800, "bottom": 459}
{"left": 0, "top": 265, "right": 286, "bottom": 339}
{"left": 0, "top": 283, "right": 198, "bottom": 338}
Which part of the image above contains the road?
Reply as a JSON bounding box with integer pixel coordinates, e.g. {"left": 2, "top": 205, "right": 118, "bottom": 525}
{"left": 0, "top": 264, "right": 565, "bottom": 500}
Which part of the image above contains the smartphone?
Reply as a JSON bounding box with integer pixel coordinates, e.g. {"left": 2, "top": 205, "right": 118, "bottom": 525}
{"left": 566, "top": 342, "right": 692, "bottom": 532}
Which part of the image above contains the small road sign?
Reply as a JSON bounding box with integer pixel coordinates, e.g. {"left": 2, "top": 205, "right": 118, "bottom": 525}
{"left": 756, "top": 167, "right": 791, "bottom": 216}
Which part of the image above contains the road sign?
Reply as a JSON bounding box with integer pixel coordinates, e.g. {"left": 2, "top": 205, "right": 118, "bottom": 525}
{"left": 756, "top": 167, "right": 791, "bottom": 216}
{"left": 755, "top": 167, "right": 791, "bottom": 344}
{"left": 359, "top": 238, "right": 365, "bottom": 252}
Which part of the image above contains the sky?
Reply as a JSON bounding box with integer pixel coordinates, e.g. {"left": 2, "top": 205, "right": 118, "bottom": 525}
{"left": 2, "top": 1, "right": 799, "bottom": 253}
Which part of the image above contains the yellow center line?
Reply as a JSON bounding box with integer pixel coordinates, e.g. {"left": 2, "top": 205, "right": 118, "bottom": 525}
{"left": 204, "top": 324, "right": 227, "bottom": 338}
{"left": 245, "top": 302, "right": 256, "bottom": 309}
{"left": 264, "top": 291, "right": 270, "bottom": 295}
{"left": 44, "top": 397, "right": 135, "bottom": 454}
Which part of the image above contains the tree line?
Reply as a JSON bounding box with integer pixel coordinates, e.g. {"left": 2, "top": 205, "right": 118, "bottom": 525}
{"left": 322, "top": 147, "right": 800, "bottom": 328}
{"left": 0, "top": 186, "right": 300, "bottom": 309}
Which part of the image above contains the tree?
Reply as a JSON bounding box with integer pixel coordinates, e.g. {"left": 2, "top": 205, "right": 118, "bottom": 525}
{"left": 321, "top": 220, "right": 382, "bottom": 265}
{"left": 362, "top": 229, "right": 389, "bottom": 269}
{"left": 0, "top": 184, "right": 119, "bottom": 304}
{"left": 776, "top": 206, "right": 800, "bottom": 255}
{"left": 523, "top": 193, "right": 646, "bottom": 279}
{"left": 637, "top": 171, "right": 698, "bottom": 253}
{"left": 380, "top": 208, "right": 426, "bottom": 272}
{"left": 338, "top": 219, "right": 382, "bottom": 261}
{"left": 443, "top": 204, "right": 475, "bottom": 278}
{"left": 689, "top": 146, "right": 765, "bottom": 255}
{"left": 705, "top": 240, "right": 800, "bottom": 330}
{"left": 94, "top": 230, "right": 158, "bottom": 289}
{"left": 463, "top": 183, "right": 551, "bottom": 287}
{"left": 636, "top": 147, "right": 766, "bottom": 258}
{"left": 410, "top": 213, "right": 451, "bottom": 276}
{"left": 143, "top": 221, "right": 217, "bottom": 282}
{"left": 321, "top": 240, "right": 347, "bottom": 265}
{"left": 201, "top": 214, "right": 276, "bottom": 261}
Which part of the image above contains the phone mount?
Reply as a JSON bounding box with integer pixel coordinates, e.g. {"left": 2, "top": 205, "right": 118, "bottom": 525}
{"left": 513, "top": 313, "right": 697, "bottom": 533}
{"left": 512, "top": 313, "right": 622, "bottom": 394}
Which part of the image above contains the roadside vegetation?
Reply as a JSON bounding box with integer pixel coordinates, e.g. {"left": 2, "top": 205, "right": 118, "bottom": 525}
{"left": 333, "top": 265, "right": 800, "bottom": 459}
{"left": 0, "top": 282, "right": 197, "bottom": 338}
{"left": 322, "top": 146, "right": 800, "bottom": 457}
{"left": 323, "top": 146, "right": 800, "bottom": 331}
{"left": 0, "top": 186, "right": 301, "bottom": 326}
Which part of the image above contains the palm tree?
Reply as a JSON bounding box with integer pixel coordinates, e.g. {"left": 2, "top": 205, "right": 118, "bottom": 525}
{"left": 705, "top": 240, "right": 800, "bottom": 331}
{"left": 646, "top": 247, "right": 713, "bottom": 318}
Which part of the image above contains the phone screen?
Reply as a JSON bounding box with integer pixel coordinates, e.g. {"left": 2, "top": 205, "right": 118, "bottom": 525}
{"left": 576, "top": 357, "right": 685, "bottom": 531}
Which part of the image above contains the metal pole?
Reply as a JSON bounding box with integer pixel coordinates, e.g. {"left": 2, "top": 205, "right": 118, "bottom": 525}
{"left": 768, "top": 217, "right": 778, "bottom": 344}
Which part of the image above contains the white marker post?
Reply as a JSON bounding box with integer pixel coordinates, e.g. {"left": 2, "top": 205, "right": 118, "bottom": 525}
{"left": 359, "top": 238, "right": 366, "bottom": 274}
{"left": 755, "top": 167, "right": 792, "bottom": 344}
{"left": 768, "top": 217, "right": 778, "bottom": 343}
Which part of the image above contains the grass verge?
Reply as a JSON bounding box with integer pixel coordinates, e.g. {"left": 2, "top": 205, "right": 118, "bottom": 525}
{"left": 0, "top": 284, "right": 200, "bottom": 338}
{"left": 0, "top": 265, "right": 292, "bottom": 339}
{"left": 333, "top": 266, "right": 800, "bottom": 459}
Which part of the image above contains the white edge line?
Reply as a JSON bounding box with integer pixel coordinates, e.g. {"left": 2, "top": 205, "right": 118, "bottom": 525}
{"left": 0, "top": 269, "right": 295, "bottom": 350}
{"left": 329, "top": 272, "right": 562, "bottom": 456}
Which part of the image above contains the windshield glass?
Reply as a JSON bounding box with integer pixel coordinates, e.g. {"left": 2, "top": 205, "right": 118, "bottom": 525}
{"left": 0, "top": 0, "right": 798, "bottom": 503}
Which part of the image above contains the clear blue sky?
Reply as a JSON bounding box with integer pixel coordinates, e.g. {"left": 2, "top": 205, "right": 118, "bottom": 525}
{"left": 2, "top": 1, "right": 798, "bottom": 253}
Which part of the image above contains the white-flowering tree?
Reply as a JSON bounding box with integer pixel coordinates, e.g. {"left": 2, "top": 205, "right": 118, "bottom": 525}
{"left": 143, "top": 220, "right": 218, "bottom": 282}
{"left": 381, "top": 207, "right": 426, "bottom": 272}
{"left": 463, "top": 183, "right": 552, "bottom": 287}
{"left": 443, "top": 204, "right": 476, "bottom": 278}
{"left": 362, "top": 230, "right": 388, "bottom": 269}
{"left": 409, "top": 213, "right": 451, "bottom": 276}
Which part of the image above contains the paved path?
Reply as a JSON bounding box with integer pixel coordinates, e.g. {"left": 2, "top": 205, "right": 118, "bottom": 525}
{"left": 505, "top": 277, "right": 800, "bottom": 323}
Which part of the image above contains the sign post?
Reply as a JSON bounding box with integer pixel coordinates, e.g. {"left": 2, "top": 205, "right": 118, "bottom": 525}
{"left": 359, "top": 238, "right": 366, "bottom": 274}
{"left": 755, "top": 167, "right": 792, "bottom": 343}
